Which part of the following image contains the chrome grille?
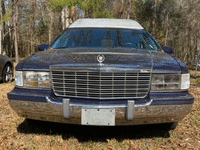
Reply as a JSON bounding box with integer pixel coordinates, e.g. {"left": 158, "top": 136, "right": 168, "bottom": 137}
{"left": 51, "top": 71, "right": 150, "bottom": 99}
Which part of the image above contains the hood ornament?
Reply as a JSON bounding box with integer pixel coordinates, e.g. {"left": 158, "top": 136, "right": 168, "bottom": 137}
{"left": 97, "top": 54, "right": 105, "bottom": 63}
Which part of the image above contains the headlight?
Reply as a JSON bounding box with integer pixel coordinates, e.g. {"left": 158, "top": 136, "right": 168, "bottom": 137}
{"left": 151, "top": 74, "right": 180, "bottom": 91}
{"left": 181, "top": 73, "right": 190, "bottom": 89}
{"left": 24, "top": 72, "right": 38, "bottom": 87}
{"left": 15, "top": 71, "right": 51, "bottom": 88}
{"left": 15, "top": 71, "right": 23, "bottom": 86}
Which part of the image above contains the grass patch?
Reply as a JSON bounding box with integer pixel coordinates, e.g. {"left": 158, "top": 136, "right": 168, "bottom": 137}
{"left": 190, "top": 70, "right": 200, "bottom": 84}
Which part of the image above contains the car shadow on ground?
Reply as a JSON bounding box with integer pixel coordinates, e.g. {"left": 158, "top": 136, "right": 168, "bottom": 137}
{"left": 190, "top": 75, "right": 200, "bottom": 79}
{"left": 17, "top": 119, "right": 170, "bottom": 143}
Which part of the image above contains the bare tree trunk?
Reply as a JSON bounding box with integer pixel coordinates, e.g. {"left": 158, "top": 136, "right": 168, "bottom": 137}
{"left": 14, "top": 25, "right": 18, "bottom": 62}
{"left": 68, "top": 7, "right": 72, "bottom": 26}
{"left": 152, "top": 0, "right": 157, "bottom": 35}
{"left": 72, "top": 6, "right": 76, "bottom": 22}
{"left": 198, "top": 22, "right": 200, "bottom": 56}
{"left": 14, "top": 0, "right": 19, "bottom": 63}
{"left": 1, "top": 0, "right": 5, "bottom": 55}
{"left": 0, "top": 25, "right": 2, "bottom": 54}
{"left": 31, "top": 0, "right": 36, "bottom": 54}
{"left": 127, "top": 0, "right": 131, "bottom": 19}
{"left": 165, "top": 13, "right": 169, "bottom": 46}
{"left": 120, "top": 0, "right": 124, "bottom": 19}
{"left": 61, "top": 8, "right": 65, "bottom": 30}
{"left": 62, "top": 7, "right": 70, "bottom": 30}
{"left": 0, "top": 0, "right": 2, "bottom": 55}
{"left": 4, "top": 0, "right": 10, "bottom": 56}
{"left": 179, "top": 0, "right": 183, "bottom": 8}
{"left": 8, "top": 26, "right": 12, "bottom": 57}
{"left": 49, "top": 11, "right": 53, "bottom": 44}
{"left": 28, "top": 25, "right": 31, "bottom": 55}
{"left": 12, "top": 0, "right": 19, "bottom": 62}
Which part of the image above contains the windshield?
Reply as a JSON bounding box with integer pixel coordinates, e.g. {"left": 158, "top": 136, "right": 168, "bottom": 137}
{"left": 51, "top": 28, "right": 159, "bottom": 51}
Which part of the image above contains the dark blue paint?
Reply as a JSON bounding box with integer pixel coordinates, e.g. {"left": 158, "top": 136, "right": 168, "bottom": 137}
{"left": 15, "top": 48, "right": 184, "bottom": 74}
{"left": 151, "top": 51, "right": 181, "bottom": 73}
{"left": 8, "top": 87, "right": 194, "bottom": 105}
{"left": 172, "top": 56, "right": 189, "bottom": 74}
{"left": 8, "top": 88, "right": 51, "bottom": 102}
{"left": 149, "top": 91, "right": 194, "bottom": 105}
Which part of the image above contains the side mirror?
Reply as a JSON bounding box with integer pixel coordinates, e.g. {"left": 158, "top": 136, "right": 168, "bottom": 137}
{"left": 161, "top": 46, "right": 174, "bottom": 54}
{"left": 38, "top": 44, "right": 50, "bottom": 51}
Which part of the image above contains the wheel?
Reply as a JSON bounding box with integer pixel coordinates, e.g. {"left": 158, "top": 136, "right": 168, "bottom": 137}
{"left": 2, "top": 64, "right": 13, "bottom": 83}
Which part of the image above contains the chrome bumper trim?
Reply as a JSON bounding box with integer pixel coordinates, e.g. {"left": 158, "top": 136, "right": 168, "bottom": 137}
{"left": 9, "top": 98, "right": 193, "bottom": 126}
{"left": 46, "top": 96, "right": 62, "bottom": 105}
{"left": 46, "top": 96, "right": 153, "bottom": 121}
{"left": 127, "top": 100, "right": 135, "bottom": 120}
{"left": 46, "top": 96, "right": 153, "bottom": 108}
{"left": 63, "top": 99, "right": 70, "bottom": 119}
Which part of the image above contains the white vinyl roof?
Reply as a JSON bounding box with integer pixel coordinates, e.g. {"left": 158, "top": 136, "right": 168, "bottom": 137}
{"left": 69, "top": 19, "right": 144, "bottom": 30}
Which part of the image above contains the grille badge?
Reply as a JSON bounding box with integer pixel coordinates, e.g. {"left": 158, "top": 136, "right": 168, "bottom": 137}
{"left": 97, "top": 55, "right": 105, "bottom": 63}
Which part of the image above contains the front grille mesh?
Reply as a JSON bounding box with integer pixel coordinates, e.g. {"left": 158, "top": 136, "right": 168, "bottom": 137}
{"left": 51, "top": 71, "right": 150, "bottom": 99}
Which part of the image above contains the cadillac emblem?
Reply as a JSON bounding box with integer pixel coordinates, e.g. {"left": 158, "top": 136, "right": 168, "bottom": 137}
{"left": 97, "top": 54, "right": 105, "bottom": 63}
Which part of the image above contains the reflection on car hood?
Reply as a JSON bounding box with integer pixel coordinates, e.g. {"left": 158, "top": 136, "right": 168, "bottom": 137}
{"left": 16, "top": 48, "right": 181, "bottom": 73}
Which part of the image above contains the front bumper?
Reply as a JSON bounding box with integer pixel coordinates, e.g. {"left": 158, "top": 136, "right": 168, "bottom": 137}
{"left": 8, "top": 88, "right": 194, "bottom": 126}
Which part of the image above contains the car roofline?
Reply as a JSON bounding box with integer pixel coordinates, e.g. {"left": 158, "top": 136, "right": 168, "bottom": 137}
{"left": 69, "top": 18, "right": 144, "bottom": 30}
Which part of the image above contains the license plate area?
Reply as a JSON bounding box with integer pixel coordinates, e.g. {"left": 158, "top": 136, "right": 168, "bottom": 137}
{"left": 81, "top": 108, "right": 115, "bottom": 126}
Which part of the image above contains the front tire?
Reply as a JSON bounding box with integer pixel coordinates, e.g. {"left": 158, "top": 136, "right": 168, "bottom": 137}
{"left": 2, "top": 64, "right": 13, "bottom": 83}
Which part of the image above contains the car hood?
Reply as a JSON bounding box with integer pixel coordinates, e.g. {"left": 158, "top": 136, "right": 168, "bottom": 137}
{"left": 17, "top": 48, "right": 181, "bottom": 73}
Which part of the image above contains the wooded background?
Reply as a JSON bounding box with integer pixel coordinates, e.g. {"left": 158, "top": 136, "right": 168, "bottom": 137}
{"left": 0, "top": 0, "right": 199, "bottom": 63}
